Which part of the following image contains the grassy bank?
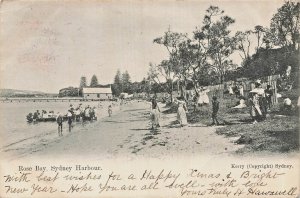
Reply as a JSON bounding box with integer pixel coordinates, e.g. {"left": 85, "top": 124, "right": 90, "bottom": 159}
{"left": 164, "top": 89, "right": 299, "bottom": 154}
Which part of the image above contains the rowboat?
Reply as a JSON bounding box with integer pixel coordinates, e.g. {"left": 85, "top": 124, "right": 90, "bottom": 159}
{"left": 26, "top": 113, "right": 97, "bottom": 123}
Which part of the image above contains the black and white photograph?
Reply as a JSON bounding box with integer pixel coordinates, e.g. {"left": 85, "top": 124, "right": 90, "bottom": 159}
{"left": 0, "top": 0, "right": 299, "bottom": 197}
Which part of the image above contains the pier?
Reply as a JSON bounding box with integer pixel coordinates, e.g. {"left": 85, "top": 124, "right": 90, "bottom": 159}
{"left": 0, "top": 97, "right": 116, "bottom": 103}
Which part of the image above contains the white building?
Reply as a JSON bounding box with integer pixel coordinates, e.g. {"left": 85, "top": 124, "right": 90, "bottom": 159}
{"left": 82, "top": 87, "right": 113, "bottom": 100}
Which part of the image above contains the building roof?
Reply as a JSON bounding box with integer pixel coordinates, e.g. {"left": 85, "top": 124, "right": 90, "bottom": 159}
{"left": 82, "top": 87, "right": 112, "bottom": 94}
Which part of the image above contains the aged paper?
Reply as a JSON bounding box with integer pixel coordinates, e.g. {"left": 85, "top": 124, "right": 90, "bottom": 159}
{"left": 0, "top": 0, "right": 299, "bottom": 197}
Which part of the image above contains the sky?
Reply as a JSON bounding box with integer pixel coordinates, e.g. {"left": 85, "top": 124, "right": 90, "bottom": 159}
{"left": 0, "top": 0, "right": 285, "bottom": 93}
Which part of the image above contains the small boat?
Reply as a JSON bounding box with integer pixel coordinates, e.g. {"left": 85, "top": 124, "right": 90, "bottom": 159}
{"left": 26, "top": 113, "right": 68, "bottom": 123}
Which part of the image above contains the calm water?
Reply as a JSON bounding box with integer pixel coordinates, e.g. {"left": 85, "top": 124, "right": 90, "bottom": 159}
{"left": 0, "top": 101, "right": 119, "bottom": 155}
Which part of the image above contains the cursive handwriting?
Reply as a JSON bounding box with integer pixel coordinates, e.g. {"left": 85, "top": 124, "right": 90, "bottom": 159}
{"left": 1, "top": 166, "right": 297, "bottom": 197}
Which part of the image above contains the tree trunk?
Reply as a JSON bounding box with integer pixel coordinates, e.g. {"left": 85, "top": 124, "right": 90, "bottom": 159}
{"left": 192, "top": 68, "right": 199, "bottom": 96}
{"left": 171, "top": 81, "right": 173, "bottom": 102}
{"left": 218, "top": 75, "right": 224, "bottom": 99}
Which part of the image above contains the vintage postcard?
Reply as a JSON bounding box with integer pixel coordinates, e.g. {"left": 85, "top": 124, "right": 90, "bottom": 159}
{"left": 0, "top": 0, "right": 299, "bottom": 197}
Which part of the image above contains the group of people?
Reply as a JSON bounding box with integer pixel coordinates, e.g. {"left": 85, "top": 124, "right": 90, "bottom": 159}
{"left": 227, "top": 81, "right": 275, "bottom": 124}
{"left": 29, "top": 110, "right": 56, "bottom": 121}
{"left": 149, "top": 79, "right": 279, "bottom": 129}
{"left": 150, "top": 98, "right": 186, "bottom": 130}
{"left": 56, "top": 103, "right": 114, "bottom": 136}
{"left": 56, "top": 104, "right": 98, "bottom": 136}
{"left": 149, "top": 93, "right": 220, "bottom": 130}
{"left": 228, "top": 82, "right": 244, "bottom": 98}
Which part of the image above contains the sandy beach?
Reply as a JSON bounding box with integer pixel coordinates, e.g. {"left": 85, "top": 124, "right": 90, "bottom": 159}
{"left": 1, "top": 100, "right": 246, "bottom": 161}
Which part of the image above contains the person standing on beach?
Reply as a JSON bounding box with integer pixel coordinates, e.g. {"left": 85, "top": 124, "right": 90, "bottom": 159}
{"left": 56, "top": 112, "right": 63, "bottom": 136}
{"left": 150, "top": 98, "right": 160, "bottom": 130}
{"left": 108, "top": 105, "right": 112, "bottom": 117}
{"left": 67, "top": 110, "right": 73, "bottom": 132}
{"left": 84, "top": 106, "right": 91, "bottom": 121}
{"left": 177, "top": 98, "right": 188, "bottom": 127}
{"left": 211, "top": 96, "right": 219, "bottom": 125}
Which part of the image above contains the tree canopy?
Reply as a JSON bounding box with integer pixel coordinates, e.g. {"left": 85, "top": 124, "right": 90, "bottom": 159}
{"left": 79, "top": 76, "right": 87, "bottom": 88}
{"left": 90, "top": 75, "right": 99, "bottom": 87}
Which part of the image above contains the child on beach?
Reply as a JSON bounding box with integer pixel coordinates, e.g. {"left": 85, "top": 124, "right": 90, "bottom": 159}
{"left": 211, "top": 96, "right": 219, "bottom": 125}
{"left": 108, "top": 105, "right": 112, "bottom": 117}
{"left": 56, "top": 112, "right": 63, "bottom": 136}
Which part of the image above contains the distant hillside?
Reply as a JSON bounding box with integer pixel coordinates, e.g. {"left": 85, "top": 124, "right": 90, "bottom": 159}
{"left": 0, "top": 89, "right": 57, "bottom": 98}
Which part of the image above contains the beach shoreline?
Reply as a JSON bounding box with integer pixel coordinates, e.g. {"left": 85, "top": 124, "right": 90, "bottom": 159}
{"left": 2, "top": 100, "right": 297, "bottom": 162}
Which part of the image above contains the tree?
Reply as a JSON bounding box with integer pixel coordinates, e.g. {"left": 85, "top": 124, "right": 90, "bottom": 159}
{"left": 235, "top": 30, "right": 252, "bottom": 60}
{"left": 122, "top": 70, "right": 132, "bottom": 94}
{"left": 79, "top": 76, "right": 87, "bottom": 88}
{"left": 253, "top": 25, "right": 266, "bottom": 51}
{"left": 202, "top": 6, "right": 236, "bottom": 84}
{"left": 90, "top": 75, "right": 98, "bottom": 87}
{"left": 153, "top": 29, "right": 186, "bottom": 101}
{"left": 269, "top": 1, "right": 300, "bottom": 50}
{"left": 79, "top": 76, "right": 87, "bottom": 97}
{"left": 112, "top": 70, "right": 122, "bottom": 96}
{"left": 59, "top": 87, "right": 80, "bottom": 97}
{"left": 140, "top": 77, "right": 151, "bottom": 96}
{"left": 148, "top": 62, "right": 162, "bottom": 84}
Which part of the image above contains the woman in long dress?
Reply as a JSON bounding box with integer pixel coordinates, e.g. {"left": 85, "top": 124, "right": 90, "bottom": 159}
{"left": 249, "top": 93, "right": 262, "bottom": 124}
{"left": 150, "top": 98, "right": 160, "bottom": 129}
{"left": 177, "top": 100, "right": 188, "bottom": 127}
{"left": 228, "top": 84, "right": 234, "bottom": 95}
{"left": 197, "top": 87, "right": 210, "bottom": 106}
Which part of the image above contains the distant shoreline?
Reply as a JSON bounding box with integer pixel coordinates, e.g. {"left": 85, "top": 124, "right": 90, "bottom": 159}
{"left": 0, "top": 97, "right": 117, "bottom": 102}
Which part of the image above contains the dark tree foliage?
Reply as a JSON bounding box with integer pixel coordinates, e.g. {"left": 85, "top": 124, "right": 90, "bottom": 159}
{"left": 241, "top": 47, "right": 299, "bottom": 80}
{"left": 90, "top": 75, "right": 99, "bottom": 87}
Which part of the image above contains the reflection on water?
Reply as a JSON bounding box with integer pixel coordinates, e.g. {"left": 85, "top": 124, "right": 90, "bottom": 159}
{"left": 0, "top": 101, "right": 117, "bottom": 156}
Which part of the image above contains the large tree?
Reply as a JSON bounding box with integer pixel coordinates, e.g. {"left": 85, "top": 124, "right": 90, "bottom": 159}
{"left": 269, "top": 1, "right": 300, "bottom": 50}
{"left": 202, "top": 6, "right": 236, "bottom": 84}
{"left": 79, "top": 76, "right": 87, "bottom": 88}
{"left": 153, "top": 29, "right": 186, "bottom": 101}
{"left": 122, "top": 70, "right": 132, "bottom": 94}
{"left": 79, "top": 76, "right": 87, "bottom": 96}
{"left": 90, "top": 75, "right": 99, "bottom": 87}
{"left": 112, "top": 69, "right": 122, "bottom": 96}
{"left": 235, "top": 30, "right": 252, "bottom": 61}
{"left": 253, "top": 25, "right": 266, "bottom": 51}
